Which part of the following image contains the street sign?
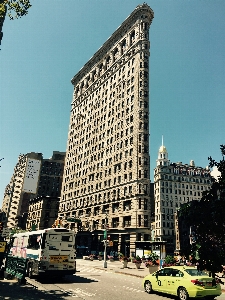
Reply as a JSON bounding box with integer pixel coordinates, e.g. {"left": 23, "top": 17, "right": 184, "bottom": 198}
{"left": 103, "top": 230, "right": 107, "bottom": 239}
{"left": 31, "top": 224, "right": 37, "bottom": 231}
{"left": 67, "top": 218, "right": 81, "bottom": 223}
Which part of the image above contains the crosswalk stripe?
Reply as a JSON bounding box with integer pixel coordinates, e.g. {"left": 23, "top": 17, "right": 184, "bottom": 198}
{"left": 77, "top": 267, "right": 104, "bottom": 273}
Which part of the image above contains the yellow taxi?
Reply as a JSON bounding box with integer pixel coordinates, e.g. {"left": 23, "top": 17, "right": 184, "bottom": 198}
{"left": 143, "top": 266, "right": 222, "bottom": 300}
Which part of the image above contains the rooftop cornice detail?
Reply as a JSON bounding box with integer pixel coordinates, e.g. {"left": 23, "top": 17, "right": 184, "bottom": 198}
{"left": 71, "top": 41, "right": 142, "bottom": 108}
{"left": 71, "top": 3, "right": 154, "bottom": 86}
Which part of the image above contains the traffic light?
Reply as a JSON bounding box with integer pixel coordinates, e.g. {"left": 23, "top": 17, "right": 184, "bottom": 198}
{"left": 189, "top": 226, "right": 196, "bottom": 244}
{"left": 52, "top": 219, "right": 63, "bottom": 228}
{"left": 52, "top": 219, "right": 58, "bottom": 228}
{"left": 106, "top": 235, "right": 113, "bottom": 247}
{"left": 190, "top": 235, "right": 196, "bottom": 244}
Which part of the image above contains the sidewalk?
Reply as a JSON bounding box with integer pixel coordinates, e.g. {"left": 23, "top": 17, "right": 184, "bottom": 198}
{"left": 76, "top": 258, "right": 225, "bottom": 292}
{"left": 76, "top": 257, "right": 152, "bottom": 278}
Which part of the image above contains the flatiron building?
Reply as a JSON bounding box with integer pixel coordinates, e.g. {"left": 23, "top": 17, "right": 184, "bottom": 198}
{"left": 59, "top": 4, "right": 154, "bottom": 255}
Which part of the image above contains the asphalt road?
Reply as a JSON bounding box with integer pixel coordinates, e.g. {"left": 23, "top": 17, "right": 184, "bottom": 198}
{"left": 1, "top": 267, "right": 225, "bottom": 300}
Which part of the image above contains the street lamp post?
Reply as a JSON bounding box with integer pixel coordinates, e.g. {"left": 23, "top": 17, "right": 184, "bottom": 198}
{"left": 103, "top": 212, "right": 108, "bottom": 268}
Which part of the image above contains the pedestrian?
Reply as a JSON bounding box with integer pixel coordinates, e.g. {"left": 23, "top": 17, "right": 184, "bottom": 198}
{"left": 196, "top": 261, "right": 200, "bottom": 271}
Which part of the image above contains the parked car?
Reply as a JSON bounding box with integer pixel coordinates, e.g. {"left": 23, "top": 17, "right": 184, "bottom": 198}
{"left": 143, "top": 266, "right": 222, "bottom": 300}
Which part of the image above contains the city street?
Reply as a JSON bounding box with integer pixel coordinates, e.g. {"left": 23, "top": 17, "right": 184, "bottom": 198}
{"left": 1, "top": 259, "right": 225, "bottom": 300}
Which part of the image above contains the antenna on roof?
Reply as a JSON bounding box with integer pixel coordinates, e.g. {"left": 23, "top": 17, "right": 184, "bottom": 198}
{"left": 162, "top": 135, "right": 164, "bottom": 147}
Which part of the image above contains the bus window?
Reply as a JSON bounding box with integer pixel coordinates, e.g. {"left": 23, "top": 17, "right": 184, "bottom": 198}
{"left": 62, "top": 235, "right": 73, "bottom": 242}
{"left": 27, "top": 234, "right": 41, "bottom": 250}
{"left": 49, "top": 234, "right": 61, "bottom": 241}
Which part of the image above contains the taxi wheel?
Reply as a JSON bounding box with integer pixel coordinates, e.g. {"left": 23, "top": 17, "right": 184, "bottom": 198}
{"left": 144, "top": 280, "right": 153, "bottom": 294}
{"left": 178, "top": 287, "right": 189, "bottom": 300}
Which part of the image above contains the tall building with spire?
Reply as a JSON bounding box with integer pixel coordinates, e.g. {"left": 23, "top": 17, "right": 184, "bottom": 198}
{"left": 154, "top": 141, "right": 212, "bottom": 254}
{"left": 156, "top": 137, "right": 170, "bottom": 167}
{"left": 59, "top": 4, "right": 154, "bottom": 256}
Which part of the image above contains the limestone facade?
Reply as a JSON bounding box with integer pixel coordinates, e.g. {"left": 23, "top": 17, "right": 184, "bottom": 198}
{"left": 59, "top": 4, "right": 154, "bottom": 255}
{"left": 26, "top": 196, "right": 59, "bottom": 230}
{"left": 36, "top": 151, "right": 65, "bottom": 198}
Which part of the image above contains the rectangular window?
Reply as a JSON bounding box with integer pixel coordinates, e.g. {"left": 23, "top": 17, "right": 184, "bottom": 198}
{"left": 138, "top": 215, "right": 142, "bottom": 227}
{"left": 139, "top": 198, "right": 142, "bottom": 209}
{"left": 144, "top": 215, "right": 148, "bottom": 227}
{"left": 144, "top": 199, "right": 148, "bottom": 210}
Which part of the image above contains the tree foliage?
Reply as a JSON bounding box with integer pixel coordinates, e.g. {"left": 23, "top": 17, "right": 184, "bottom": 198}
{"left": 179, "top": 145, "right": 225, "bottom": 275}
{"left": 0, "top": 0, "right": 32, "bottom": 45}
{"left": 0, "top": 0, "right": 32, "bottom": 20}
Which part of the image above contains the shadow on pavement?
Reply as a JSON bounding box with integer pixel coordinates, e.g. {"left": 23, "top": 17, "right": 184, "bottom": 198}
{"left": 37, "top": 274, "right": 99, "bottom": 284}
{"left": 0, "top": 281, "right": 69, "bottom": 300}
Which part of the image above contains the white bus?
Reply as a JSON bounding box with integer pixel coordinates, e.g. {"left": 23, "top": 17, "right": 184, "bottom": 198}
{"left": 6, "top": 228, "right": 76, "bottom": 280}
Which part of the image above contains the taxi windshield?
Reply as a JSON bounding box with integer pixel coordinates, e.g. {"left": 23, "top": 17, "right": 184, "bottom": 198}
{"left": 185, "top": 269, "right": 208, "bottom": 276}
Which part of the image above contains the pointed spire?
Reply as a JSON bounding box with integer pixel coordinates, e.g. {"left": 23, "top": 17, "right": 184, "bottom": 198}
{"left": 156, "top": 136, "right": 169, "bottom": 166}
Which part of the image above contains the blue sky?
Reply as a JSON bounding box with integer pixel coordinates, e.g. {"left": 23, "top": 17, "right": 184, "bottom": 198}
{"left": 0, "top": 1, "right": 224, "bottom": 207}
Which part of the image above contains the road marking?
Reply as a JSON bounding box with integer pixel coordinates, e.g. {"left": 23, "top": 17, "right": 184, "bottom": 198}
{"left": 78, "top": 267, "right": 104, "bottom": 273}
{"left": 25, "top": 278, "right": 98, "bottom": 297}
{"left": 25, "top": 277, "right": 48, "bottom": 291}
{"left": 86, "top": 276, "right": 100, "bottom": 281}
{"left": 69, "top": 288, "right": 96, "bottom": 297}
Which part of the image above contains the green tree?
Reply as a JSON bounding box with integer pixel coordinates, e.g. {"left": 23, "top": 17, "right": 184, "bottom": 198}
{"left": 0, "top": 0, "right": 32, "bottom": 46}
{"left": 164, "top": 255, "right": 177, "bottom": 266}
{"left": 179, "top": 145, "right": 225, "bottom": 276}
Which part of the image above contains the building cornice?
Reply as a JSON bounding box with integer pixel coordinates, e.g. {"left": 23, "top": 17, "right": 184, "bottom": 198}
{"left": 71, "top": 3, "right": 154, "bottom": 86}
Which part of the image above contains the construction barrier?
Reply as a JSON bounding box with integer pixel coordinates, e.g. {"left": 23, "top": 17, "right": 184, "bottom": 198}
{"left": 5, "top": 256, "right": 27, "bottom": 282}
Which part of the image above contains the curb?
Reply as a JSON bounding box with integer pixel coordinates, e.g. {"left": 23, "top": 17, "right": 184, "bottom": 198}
{"left": 87, "top": 265, "right": 146, "bottom": 279}
{"left": 115, "top": 270, "right": 143, "bottom": 278}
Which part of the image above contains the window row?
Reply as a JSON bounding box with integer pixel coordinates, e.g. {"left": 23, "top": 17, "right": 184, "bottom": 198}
{"left": 74, "top": 36, "right": 137, "bottom": 97}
